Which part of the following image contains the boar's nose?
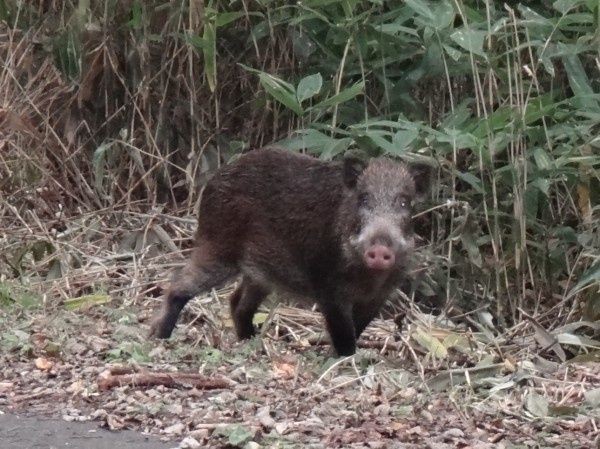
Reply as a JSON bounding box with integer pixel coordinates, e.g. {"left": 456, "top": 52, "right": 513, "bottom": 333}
{"left": 364, "top": 244, "right": 395, "bottom": 271}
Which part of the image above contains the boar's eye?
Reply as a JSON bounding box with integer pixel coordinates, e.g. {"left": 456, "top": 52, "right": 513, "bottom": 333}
{"left": 394, "top": 196, "right": 410, "bottom": 210}
{"left": 357, "top": 192, "right": 370, "bottom": 207}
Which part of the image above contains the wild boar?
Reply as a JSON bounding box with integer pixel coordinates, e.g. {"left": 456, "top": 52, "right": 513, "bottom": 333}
{"left": 149, "top": 148, "right": 429, "bottom": 355}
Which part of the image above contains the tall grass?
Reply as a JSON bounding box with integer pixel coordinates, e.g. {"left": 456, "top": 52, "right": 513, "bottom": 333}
{"left": 0, "top": 0, "right": 598, "bottom": 327}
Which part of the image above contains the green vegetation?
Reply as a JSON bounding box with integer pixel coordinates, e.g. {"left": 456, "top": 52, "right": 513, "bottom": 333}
{"left": 1, "top": 0, "right": 597, "bottom": 328}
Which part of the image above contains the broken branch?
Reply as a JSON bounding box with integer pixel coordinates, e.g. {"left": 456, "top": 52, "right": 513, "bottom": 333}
{"left": 97, "top": 368, "right": 232, "bottom": 391}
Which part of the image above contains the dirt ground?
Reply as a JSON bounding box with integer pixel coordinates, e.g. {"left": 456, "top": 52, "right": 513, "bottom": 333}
{"left": 0, "top": 413, "right": 172, "bottom": 449}
{"left": 1, "top": 286, "right": 598, "bottom": 449}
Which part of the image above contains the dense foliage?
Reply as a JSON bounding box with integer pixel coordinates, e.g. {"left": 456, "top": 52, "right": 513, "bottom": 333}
{"left": 1, "top": 0, "right": 598, "bottom": 326}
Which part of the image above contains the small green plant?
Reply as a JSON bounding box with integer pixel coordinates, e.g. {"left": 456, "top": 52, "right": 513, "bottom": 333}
{"left": 1, "top": 329, "right": 33, "bottom": 355}
{"left": 105, "top": 341, "right": 153, "bottom": 363}
{"left": 0, "top": 282, "right": 41, "bottom": 309}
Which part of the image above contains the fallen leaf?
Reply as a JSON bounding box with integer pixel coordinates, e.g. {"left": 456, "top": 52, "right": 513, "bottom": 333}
{"left": 179, "top": 436, "right": 201, "bottom": 449}
{"left": 164, "top": 422, "right": 186, "bottom": 435}
{"left": 67, "top": 380, "right": 85, "bottom": 394}
{"left": 106, "top": 414, "right": 125, "bottom": 430}
{"left": 407, "top": 425, "right": 424, "bottom": 435}
{"left": 256, "top": 406, "right": 275, "bottom": 429}
{"left": 213, "top": 424, "right": 255, "bottom": 445}
{"left": 525, "top": 391, "right": 549, "bottom": 417}
{"left": 34, "top": 357, "right": 53, "bottom": 371}
{"left": 584, "top": 388, "right": 600, "bottom": 407}
{"left": 272, "top": 360, "right": 296, "bottom": 380}
{"left": 527, "top": 316, "right": 566, "bottom": 362}
{"left": 274, "top": 422, "right": 289, "bottom": 435}
{"left": 0, "top": 382, "right": 14, "bottom": 392}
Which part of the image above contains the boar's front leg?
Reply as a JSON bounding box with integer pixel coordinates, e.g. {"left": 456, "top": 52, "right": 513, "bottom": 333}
{"left": 321, "top": 301, "right": 357, "bottom": 356}
{"left": 352, "top": 296, "right": 388, "bottom": 340}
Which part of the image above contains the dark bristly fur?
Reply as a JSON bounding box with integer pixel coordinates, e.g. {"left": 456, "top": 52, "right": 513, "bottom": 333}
{"left": 149, "top": 148, "right": 429, "bottom": 356}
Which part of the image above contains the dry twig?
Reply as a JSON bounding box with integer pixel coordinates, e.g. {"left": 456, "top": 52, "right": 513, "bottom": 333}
{"left": 97, "top": 366, "right": 232, "bottom": 391}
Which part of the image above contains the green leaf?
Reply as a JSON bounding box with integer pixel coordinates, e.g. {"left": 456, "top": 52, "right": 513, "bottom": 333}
{"left": 252, "top": 312, "right": 269, "bottom": 326}
{"left": 443, "top": 44, "right": 462, "bottom": 61}
{"left": 312, "top": 137, "right": 351, "bottom": 159}
{"left": 214, "top": 424, "right": 255, "bottom": 446}
{"left": 556, "top": 333, "right": 600, "bottom": 349}
{"left": 525, "top": 391, "right": 549, "bottom": 417}
{"left": 199, "top": 347, "right": 223, "bottom": 365}
{"left": 553, "top": 0, "right": 587, "bottom": 14}
{"left": 533, "top": 147, "right": 554, "bottom": 170}
{"left": 53, "top": 30, "right": 81, "bottom": 79}
{"left": 127, "top": 1, "right": 143, "bottom": 29}
{"left": 405, "top": 0, "right": 435, "bottom": 22}
{"left": 64, "top": 294, "right": 111, "bottom": 310}
{"left": 519, "top": 5, "right": 554, "bottom": 29}
{"left": 30, "top": 240, "right": 54, "bottom": 262}
{"left": 539, "top": 53, "right": 556, "bottom": 77}
{"left": 524, "top": 184, "right": 540, "bottom": 218}
{"left": 437, "top": 128, "right": 480, "bottom": 150}
{"left": 570, "top": 261, "right": 600, "bottom": 295}
{"left": 215, "top": 11, "right": 246, "bottom": 27}
{"left": 531, "top": 178, "right": 551, "bottom": 196}
{"left": 277, "top": 129, "right": 352, "bottom": 158}
{"left": 297, "top": 73, "right": 323, "bottom": 103}
{"left": 450, "top": 29, "right": 487, "bottom": 57}
{"left": 73, "top": 0, "right": 90, "bottom": 27}
{"left": 184, "top": 33, "right": 207, "bottom": 50}
{"left": 278, "top": 129, "right": 337, "bottom": 150}
{"left": 0, "top": 0, "right": 10, "bottom": 21}
{"left": 0, "top": 283, "right": 39, "bottom": 308}
{"left": 360, "top": 130, "right": 397, "bottom": 154}
{"left": 413, "top": 329, "right": 448, "bottom": 359}
{"left": 258, "top": 73, "right": 303, "bottom": 115}
{"left": 562, "top": 53, "right": 600, "bottom": 112}
{"left": 584, "top": 388, "right": 600, "bottom": 407}
{"left": 456, "top": 171, "right": 484, "bottom": 194}
{"left": 377, "top": 21, "right": 420, "bottom": 37}
{"left": 310, "top": 81, "right": 364, "bottom": 111}
{"left": 432, "top": 2, "right": 455, "bottom": 29}
{"left": 392, "top": 129, "right": 419, "bottom": 151}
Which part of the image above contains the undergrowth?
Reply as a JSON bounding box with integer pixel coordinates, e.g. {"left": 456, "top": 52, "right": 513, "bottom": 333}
{"left": 0, "top": 1, "right": 599, "bottom": 339}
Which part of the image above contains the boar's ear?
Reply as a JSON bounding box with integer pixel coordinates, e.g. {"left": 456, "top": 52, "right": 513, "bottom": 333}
{"left": 343, "top": 156, "right": 367, "bottom": 189}
{"left": 409, "top": 163, "right": 432, "bottom": 200}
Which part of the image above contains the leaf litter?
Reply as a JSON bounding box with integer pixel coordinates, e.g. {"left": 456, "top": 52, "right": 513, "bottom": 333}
{"left": 1, "top": 210, "right": 599, "bottom": 448}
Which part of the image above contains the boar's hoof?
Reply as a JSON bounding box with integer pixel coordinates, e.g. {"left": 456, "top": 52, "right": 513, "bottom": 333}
{"left": 148, "top": 318, "right": 173, "bottom": 339}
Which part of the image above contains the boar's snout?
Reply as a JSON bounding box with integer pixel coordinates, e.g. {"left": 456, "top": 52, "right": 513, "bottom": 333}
{"left": 364, "top": 244, "right": 395, "bottom": 271}
{"left": 352, "top": 216, "right": 413, "bottom": 272}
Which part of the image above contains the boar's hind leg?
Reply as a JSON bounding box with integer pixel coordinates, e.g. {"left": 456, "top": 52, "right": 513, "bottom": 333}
{"left": 149, "top": 248, "right": 237, "bottom": 339}
{"left": 230, "top": 276, "right": 270, "bottom": 340}
{"left": 321, "top": 302, "right": 357, "bottom": 356}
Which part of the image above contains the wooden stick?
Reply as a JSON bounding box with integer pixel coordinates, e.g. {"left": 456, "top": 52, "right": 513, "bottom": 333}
{"left": 97, "top": 369, "right": 231, "bottom": 391}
